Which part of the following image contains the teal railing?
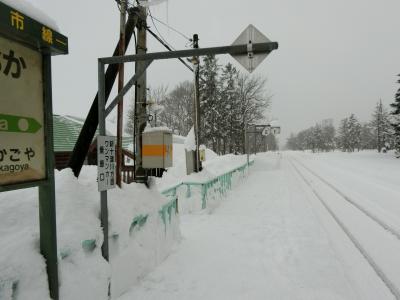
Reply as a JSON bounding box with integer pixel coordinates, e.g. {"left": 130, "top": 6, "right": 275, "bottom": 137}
{"left": 161, "top": 160, "right": 254, "bottom": 210}
{"left": 78, "top": 197, "right": 178, "bottom": 257}
{"left": 5, "top": 160, "right": 254, "bottom": 298}
{"left": 70, "top": 160, "right": 254, "bottom": 257}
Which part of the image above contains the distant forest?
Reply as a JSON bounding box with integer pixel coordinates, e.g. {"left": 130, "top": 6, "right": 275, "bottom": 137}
{"left": 286, "top": 75, "right": 400, "bottom": 157}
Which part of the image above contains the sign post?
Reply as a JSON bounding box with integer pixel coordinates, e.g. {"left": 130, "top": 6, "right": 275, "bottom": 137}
{"left": 0, "top": 2, "right": 68, "bottom": 299}
{"left": 96, "top": 134, "right": 116, "bottom": 262}
{"left": 97, "top": 62, "right": 117, "bottom": 262}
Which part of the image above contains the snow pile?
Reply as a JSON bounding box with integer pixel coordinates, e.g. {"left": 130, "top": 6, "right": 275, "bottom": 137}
{"left": 0, "top": 126, "right": 252, "bottom": 299}
{"left": 184, "top": 127, "right": 196, "bottom": 151}
{"left": 0, "top": 189, "right": 50, "bottom": 299}
{"left": 0, "top": 167, "right": 180, "bottom": 300}
{"left": 1, "top": 0, "right": 59, "bottom": 30}
{"left": 173, "top": 134, "right": 185, "bottom": 144}
{"left": 157, "top": 142, "right": 247, "bottom": 191}
{"left": 143, "top": 125, "right": 172, "bottom": 133}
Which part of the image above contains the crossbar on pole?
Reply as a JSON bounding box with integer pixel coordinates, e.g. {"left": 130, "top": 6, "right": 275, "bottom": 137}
{"left": 105, "top": 60, "right": 153, "bottom": 116}
{"left": 100, "top": 42, "right": 278, "bottom": 65}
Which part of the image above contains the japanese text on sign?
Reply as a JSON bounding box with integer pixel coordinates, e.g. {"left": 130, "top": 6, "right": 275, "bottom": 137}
{"left": 10, "top": 10, "right": 24, "bottom": 30}
{"left": 97, "top": 136, "right": 116, "bottom": 192}
{"left": 0, "top": 49, "right": 27, "bottom": 79}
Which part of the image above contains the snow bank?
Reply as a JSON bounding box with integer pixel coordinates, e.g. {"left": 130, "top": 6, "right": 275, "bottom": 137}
{"left": 0, "top": 188, "right": 50, "bottom": 300}
{"left": 173, "top": 134, "right": 185, "bottom": 144}
{"left": 184, "top": 127, "right": 196, "bottom": 151}
{"left": 1, "top": 0, "right": 59, "bottom": 30}
{"left": 157, "top": 143, "right": 246, "bottom": 190}
{"left": 0, "top": 132, "right": 251, "bottom": 299}
{"left": 0, "top": 167, "right": 180, "bottom": 300}
{"left": 143, "top": 125, "right": 172, "bottom": 133}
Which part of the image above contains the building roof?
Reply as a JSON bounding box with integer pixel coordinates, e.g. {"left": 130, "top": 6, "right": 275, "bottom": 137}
{"left": 53, "top": 115, "right": 132, "bottom": 152}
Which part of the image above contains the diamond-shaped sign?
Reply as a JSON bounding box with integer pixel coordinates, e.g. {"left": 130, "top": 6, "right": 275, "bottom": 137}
{"left": 231, "top": 24, "right": 271, "bottom": 73}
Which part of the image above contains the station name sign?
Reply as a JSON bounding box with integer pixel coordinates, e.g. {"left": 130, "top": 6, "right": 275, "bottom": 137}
{"left": 0, "top": 1, "right": 68, "bottom": 55}
{"left": 0, "top": 35, "right": 46, "bottom": 185}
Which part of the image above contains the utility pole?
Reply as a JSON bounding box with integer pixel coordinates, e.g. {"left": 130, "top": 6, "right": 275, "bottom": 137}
{"left": 68, "top": 12, "right": 138, "bottom": 178}
{"left": 134, "top": 5, "right": 148, "bottom": 183}
{"left": 116, "top": 0, "right": 127, "bottom": 187}
{"left": 192, "top": 34, "right": 202, "bottom": 172}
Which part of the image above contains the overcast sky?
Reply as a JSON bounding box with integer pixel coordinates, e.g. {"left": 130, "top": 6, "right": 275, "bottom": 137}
{"left": 30, "top": 0, "right": 400, "bottom": 144}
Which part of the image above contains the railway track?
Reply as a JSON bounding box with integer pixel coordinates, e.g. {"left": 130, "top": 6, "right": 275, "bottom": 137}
{"left": 292, "top": 157, "right": 400, "bottom": 241}
{"left": 289, "top": 157, "right": 400, "bottom": 300}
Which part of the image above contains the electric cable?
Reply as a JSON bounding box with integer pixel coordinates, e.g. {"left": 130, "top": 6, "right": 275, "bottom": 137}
{"left": 150, "top": 13, "right": 191, "bottom": 42}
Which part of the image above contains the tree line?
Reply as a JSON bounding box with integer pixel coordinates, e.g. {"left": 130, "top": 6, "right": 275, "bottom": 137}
{"left": 287, "top": 74, "right": 400, "bottom": 156}
{"left": 126, "top": 55, "right": 274, "bottom": 155}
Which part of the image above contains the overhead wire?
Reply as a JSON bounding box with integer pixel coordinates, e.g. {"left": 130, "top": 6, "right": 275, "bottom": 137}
{"left": 146, "top": 27, "right": 194, "bottom": 72}
{"left": 148, "top": 8, "right": 176, "bottom": 50}
{"left": 150, "top": 13, "right": 192, "bottom": 42}
{"left": 118, "top": 2, "right": 205, "bottom": 79}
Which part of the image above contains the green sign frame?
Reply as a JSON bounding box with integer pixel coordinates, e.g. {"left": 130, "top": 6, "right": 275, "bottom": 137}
{"left": 0, "top": 2, "right": 68, "bottom": 299}
{"left": 0, "top": 1, "right": 68, "bottom": 55}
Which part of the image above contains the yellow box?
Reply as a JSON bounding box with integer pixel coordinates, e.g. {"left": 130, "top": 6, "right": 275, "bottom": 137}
{"left": 142, "top": 129, "right": 173, "bottom": 169}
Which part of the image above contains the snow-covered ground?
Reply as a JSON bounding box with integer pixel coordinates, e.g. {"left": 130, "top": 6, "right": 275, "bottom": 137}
{"left": 118, "top": 151, "right": 400, "bottom": 300}
{"left": 0, "top": 167, "right": 180, "bottom": 300}
{"left": 3, "top": 149, "right": 399, "bottom": 299}
{"left": 0, "top": 140, "right": 249, "bottom": 299}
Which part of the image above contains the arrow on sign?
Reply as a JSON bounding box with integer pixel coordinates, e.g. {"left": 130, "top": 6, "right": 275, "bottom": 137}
{"left": 0, "top": 113, "right": 42, "bottom": 133}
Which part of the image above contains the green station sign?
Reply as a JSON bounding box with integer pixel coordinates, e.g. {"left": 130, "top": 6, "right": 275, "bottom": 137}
{"left": 0, "top": 1, "right": 68, "bottom": 55}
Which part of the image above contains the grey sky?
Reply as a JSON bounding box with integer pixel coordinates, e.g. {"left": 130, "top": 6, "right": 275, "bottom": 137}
{"left": 31, "top": 0, "right": 400, "bottom": 144}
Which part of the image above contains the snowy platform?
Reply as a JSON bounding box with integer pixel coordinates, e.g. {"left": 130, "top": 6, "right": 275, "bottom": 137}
{"left": 118, "top": 152, "right": 399, "bottom": 300}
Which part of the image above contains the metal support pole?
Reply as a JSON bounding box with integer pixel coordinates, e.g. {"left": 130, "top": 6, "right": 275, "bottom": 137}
{"left": 105, "top": 60, "right": 153, "bottom": 116}
{"left": 134, "top": 6, "right": 148, "bottom": 183}
{"left": 193, "top": 34, "right": 202, "bottom": 172}
{"left": 39, "top": 53, "right": 59, "bottom": 300}
{"left": 116, "top": 0, "right": 127, "bottom": 187}
{"left": 98, "top": 61, "right": 109, "bottom": 261}
{"left": 253, "top": 125, "right": 257, "bottom": 155}
{"left": 246, "top": 124, "right": 249, "bottom": 166}
{"left": 264, "top": 136, "right": 267, "bottom": 152}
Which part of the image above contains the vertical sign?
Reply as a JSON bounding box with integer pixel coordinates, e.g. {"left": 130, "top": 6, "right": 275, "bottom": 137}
{"left": 0, "top": 35, "right": 46, "bottom": 185}
{"left": 97, "top": 136, "right": 116, "bottom": 192}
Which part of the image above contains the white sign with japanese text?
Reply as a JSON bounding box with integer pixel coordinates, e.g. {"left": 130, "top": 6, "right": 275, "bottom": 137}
{"left": 97, "top": 136, "right": 116, "bottom": 192}
{"left": 0, "top": 35, "right": 46, "bottom": 185}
